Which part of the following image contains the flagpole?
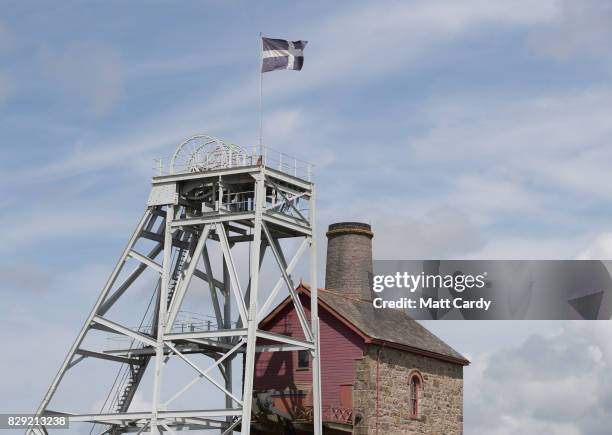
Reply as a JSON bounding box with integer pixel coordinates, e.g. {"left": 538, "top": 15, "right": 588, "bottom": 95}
{"left": 259, "top": 32, "right": 263, "bottom": 149}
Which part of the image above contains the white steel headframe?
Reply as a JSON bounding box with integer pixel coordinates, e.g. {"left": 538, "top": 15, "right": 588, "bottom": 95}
{"left": 28, "top": 159, "right": 321, "bottom": 435}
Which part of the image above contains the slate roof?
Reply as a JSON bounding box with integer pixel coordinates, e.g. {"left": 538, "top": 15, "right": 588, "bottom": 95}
{"left": 316, "top": 288, "right": 469, "bottom": 365}
{"left": 262, "top": 284, "right": 469, "bottom": 366}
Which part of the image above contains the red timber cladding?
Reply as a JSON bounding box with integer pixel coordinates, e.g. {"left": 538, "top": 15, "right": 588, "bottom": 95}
{"left": 254, "top": 293, "right": 365, "bottom": 411}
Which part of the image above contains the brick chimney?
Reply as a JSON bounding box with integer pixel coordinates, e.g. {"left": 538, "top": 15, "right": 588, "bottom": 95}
{"left": 325, "top": 222, "right": 374, "bottom": 301}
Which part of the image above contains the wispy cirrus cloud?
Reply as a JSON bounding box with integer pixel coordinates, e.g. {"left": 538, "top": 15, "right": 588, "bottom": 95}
{"left": 401, "top": 87, "right": 612, "bottom": 236}
{"left": 1, "top": 0, "right": 564, "bottom": 187}
{"left": 37, "top": 41, "right": 125, "bottom": 114}
{"left": 257, "top": 0, "right": 558, "bottom": 103}
{"left": 0, "top": 201, "right": 135, "bottom": 250}
{"left": 6, "top": 1, "right": 612, "bottom": 429}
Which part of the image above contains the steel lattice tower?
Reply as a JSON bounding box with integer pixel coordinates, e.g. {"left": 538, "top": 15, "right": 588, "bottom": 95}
{"left": 28, "top": 136, "right": 322, "bottom": 435}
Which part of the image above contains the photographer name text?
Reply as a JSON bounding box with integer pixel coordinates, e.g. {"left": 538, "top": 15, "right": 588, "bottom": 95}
{"left": 372, "top": 271, "right": 492, "bottom": 312}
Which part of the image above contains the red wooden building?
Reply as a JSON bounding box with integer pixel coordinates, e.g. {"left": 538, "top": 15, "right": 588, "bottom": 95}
{"left": 251, "top": 223, "right": 468, "bottom": 434}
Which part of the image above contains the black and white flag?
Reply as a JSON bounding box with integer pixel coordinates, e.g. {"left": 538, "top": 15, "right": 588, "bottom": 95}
{"left": 261, "top": 37, "right": 307, "bottom": 73}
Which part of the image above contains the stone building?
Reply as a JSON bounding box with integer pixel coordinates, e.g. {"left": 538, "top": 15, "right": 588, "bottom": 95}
{"left": 253, "top": 222, "right": 468, "bottom": 434}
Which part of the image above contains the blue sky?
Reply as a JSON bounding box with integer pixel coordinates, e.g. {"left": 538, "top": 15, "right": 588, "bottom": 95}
{"left": 2, "top": 1, "right": 612, "bottom": 434}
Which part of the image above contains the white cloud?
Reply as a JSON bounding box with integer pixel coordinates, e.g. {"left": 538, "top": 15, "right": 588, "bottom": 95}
{"left": 7, "top": 4, "right": 612, "bottom": 433}
{"left": 0, "top": 264, "right": 54, "bottom": 293}
{"left": 3, "top": 0, "right": 561, "bottom": 188}
{"left": 0, "top": 202, "right": 135, "bottom": 250}
{"left": 4, "top": 116, "right": 225, "bottom": 184}
{"left": 128, "top": 49, "right": 244, "bottom": 77}
{"left": 529, "top": 0, "right": 612, "bottom": 61}
{"left": 485, "top": 417, "right": 581, "bottom": 435}
{"left": 318, "top": 200, "right": 486, "bottom": 259}
{"left": 300, "top": 0, "right": 556, "bottom": 89}
{"left": 0, "top": 303, "right": 77, "bottom": 413}
{"left": 400, "top": 87, "right": 612, "bottom": 241}
{"left": 185, "top": 0, "right": 558, "bottom": 112}
{"left": 469, "top": 235, "right": 589, "bottom": 260}
{"left": 466, "top": 322, "right": 612, "bottom": 434}
{"left": 126, "top": 392, "right": 153, "bottom": 412}
{"left": 446, "top": 175, "right": 546, "bottom": 226}
{"left": 575, "top": 233, "right": 612, "bottom": 260}
{"left": 372, "top": 207, "right": 486, "bottom": 259}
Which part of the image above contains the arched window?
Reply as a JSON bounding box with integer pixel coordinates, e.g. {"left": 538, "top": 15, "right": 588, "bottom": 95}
{"left": 408, "top": 371, "right": 423, "bottom": 419}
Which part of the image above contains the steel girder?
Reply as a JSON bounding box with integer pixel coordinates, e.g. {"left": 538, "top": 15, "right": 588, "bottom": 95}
{"left": 29, "top": 165, "right": 321, "bottom": 435}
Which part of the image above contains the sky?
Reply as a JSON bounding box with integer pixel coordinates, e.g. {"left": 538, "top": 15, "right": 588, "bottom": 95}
{"left": 2, "top": 0, "right": 612, "bottom": 434}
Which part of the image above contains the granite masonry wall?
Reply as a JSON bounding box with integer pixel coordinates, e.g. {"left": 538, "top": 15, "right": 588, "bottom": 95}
{"left": 352, "top": 345, "right": 464, "bottom": 435}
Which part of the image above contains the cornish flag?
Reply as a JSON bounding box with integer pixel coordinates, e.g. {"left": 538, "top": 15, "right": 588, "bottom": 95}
{"left": 261, "top": 37, "right": 307, "bottom": 73}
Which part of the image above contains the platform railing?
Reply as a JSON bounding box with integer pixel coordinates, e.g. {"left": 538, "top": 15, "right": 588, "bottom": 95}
{"left": 104, "top": 311, "right": 237, "bottom": 350}
{"left": 292, "top": 405, "right": 354, "bottom": 425}
{"left": 154, "top": 144, "right": 314, "bottom": 181}
{"left": 322, "top": 406, "right": 354, "bottom": 425}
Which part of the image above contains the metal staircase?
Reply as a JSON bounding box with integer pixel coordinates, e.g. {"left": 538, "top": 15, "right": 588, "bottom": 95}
{"left": 167, "top": 244, "right": 190, "bottom": 307}
{"left": 30, "top": 136, "right": 321, "bottom": 435}
{"left": 112, "top": 233, "right": 192, "bottom": 413}
{"left": 115, "top": 357, "right": 147, "bottom": 412}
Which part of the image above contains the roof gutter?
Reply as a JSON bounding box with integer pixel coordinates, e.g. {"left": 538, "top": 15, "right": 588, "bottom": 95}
{"left": 366, "top": 337, "right": 470, "bottom": 366}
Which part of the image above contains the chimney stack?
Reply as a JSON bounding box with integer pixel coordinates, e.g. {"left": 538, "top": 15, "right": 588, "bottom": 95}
{"left": 325, "top": 222, "right": 374, "bottom": 300}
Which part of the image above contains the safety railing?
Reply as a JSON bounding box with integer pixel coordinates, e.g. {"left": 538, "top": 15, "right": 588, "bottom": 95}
{"left": 293, "top": 405, "right": 354, "bottom": 425}
{"left": 105, "top": 311, "right": 237, "bottom": 350}
{"left": 154, "top": 144, "right": 314, "bottom": 181}
{"left": 322, "top": 406, "right": 354, "bottom": 425}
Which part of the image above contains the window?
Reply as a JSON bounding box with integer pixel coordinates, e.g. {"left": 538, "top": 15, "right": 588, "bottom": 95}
{"left": 297, "top": 350, "right": 310, "bottom": 369}
{"left": 409, "top": 371, "right": 423, "bottom": 419}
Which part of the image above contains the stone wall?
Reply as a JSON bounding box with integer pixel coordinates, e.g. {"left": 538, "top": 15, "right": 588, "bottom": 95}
{"left": 352, "top": 345, "right": 464, "bottom": 435}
